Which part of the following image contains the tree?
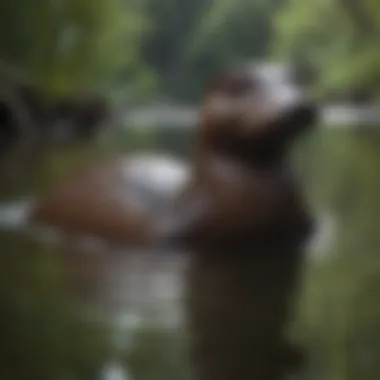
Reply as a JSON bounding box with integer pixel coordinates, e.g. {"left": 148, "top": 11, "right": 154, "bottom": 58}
{"left": 273, "top": 0, "right": 380, "bottom": 99}
{"left": 0, "top": 0, "right": 151, "bottom": 97}
{"left": 184, "top": 0, "right": 283, "bottom": 98}
{"left": 140, "top": 0, "right": 283, "bottom": 100}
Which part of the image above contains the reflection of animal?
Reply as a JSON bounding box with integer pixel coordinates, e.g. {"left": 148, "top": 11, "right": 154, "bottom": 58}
{"left": 157, "top": 65, "right": 318, "bottom": 380}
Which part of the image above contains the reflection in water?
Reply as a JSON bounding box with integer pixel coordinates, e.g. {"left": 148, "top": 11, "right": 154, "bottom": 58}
{"left": 126, "top": 104, "right": 380, "bottom": 130}
{"left": 0, "top": 200, "right": 335, "bottom": 380}
{"left": 0, "top": 197, "right": 34, "bottom": 230}
{"left": 92, "top": 250, "right": 187, "bottom": 380}
{"left": 100, "top": 361, "right": 130, "bottom": 380}
{"left": 308, "top": 212, "right": 336, "bottom": 260}
{"left": 0, "top": 200, "right": 187, "bottom": 380}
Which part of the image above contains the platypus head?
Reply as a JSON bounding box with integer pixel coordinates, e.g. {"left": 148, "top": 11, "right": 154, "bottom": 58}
{"left": 200, "top": 64, "right": 318, "bottom": 164}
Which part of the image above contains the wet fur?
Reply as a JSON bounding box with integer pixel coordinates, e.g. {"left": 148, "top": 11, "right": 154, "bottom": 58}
{"left": 166, "top": 66, "right": 317, "bottom": 380}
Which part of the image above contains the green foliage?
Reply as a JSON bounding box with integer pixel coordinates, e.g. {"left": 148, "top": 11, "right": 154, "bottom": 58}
{"left": 138, "top": 0, "right": 213, "bottom": 100}
{"left": 184, "top": 0, "right": 283, "bottom": 97}
{"left": 0, "top": 0, "right": 151, "bottom": 96}
{"left": 140, "top": 0, "right": 284, "bottom": 100}
{"left": 273, "top": 0, "right": 380, "bottom": 98}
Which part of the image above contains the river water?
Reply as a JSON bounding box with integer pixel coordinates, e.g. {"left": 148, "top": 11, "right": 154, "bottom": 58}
{"left": 1, "top": 103, "right": 372, "bottom": 379}
{"left": 0, "top": 198, "right": 189, "bottom": 380}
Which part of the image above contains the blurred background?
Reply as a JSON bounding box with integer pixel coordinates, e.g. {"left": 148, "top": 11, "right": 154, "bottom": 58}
{"left": 0, "top": 0, "right": 379, "bottom": 379}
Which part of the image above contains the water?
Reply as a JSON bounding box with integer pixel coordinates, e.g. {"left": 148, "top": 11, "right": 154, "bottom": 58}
{"left": 0, "top": 197, "right": 35, "bottom": 230}
{"left": 0, "top": 198, "right": 187, "bottom": 380}
{"left": 0, "top": 135, "right": 343, "bottom": 380}
{"left": 125, "top": 104, "right": 380, "bottom": 130}
{"left": 100, "top": 361, "right": 131, "bottom": 380}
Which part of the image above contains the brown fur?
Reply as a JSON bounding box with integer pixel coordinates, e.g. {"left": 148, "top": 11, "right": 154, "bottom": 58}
{"left": 31, "top": 158, "right": 160, "bottom": 245}
{"left": 161, "top": 66, "right": 318, "bottom": 380}
{"left": 30, "top": 152, "right": 192, "bottom": 249}
{"left": 162, "top": 67, "right": 316, "bottom": 251}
